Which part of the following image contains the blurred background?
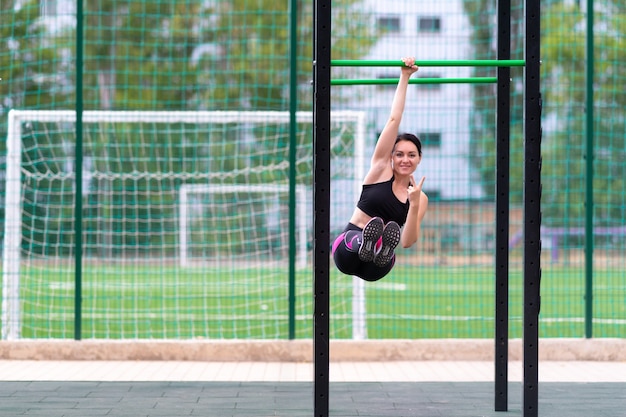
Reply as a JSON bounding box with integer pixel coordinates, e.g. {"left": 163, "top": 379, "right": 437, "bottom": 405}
{"left": 0, "top": 0, "right": 624, "bottom": 342}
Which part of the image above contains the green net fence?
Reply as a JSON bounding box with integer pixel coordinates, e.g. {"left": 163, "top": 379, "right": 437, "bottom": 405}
{"left": 0, "top": 0, "right": 624, "bottom": 340}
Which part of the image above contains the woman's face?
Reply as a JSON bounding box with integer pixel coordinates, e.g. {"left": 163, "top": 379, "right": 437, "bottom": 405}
{"left": 391, "top": 140, "right": 421, "bottom": 175}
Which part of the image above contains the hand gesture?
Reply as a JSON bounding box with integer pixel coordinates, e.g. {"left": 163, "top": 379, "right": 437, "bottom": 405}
{"left": 407, "top": 175, "right": 426, "bottom": 205}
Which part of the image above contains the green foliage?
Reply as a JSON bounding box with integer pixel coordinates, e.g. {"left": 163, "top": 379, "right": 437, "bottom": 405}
{"left": 195, "top": 0, "right": 377, "bottom": 110}
{"left": 462, "top": 0, "right": 525, "bottom": 200}
{"left": 0, "top": 0, "right": 377, "bottom": 114}
{"left": 2, "top": 0, "right": 625, "bottom": 341}
{"left": 82, "top": 1, "right": 204, "bottom": 110}
{"left": 542, "top": 2, "right": 626, "bottom": 227}
{"left": 0, "top": 1, "right": 60, "bottom": 107}
{"left": 1, "top": 1, "right": 376, "bottom": 254}
{"left": 464, "top": 0, "right": 626, "bottom": 229}
{"left": 0, "top": 1, "right": 64, "bottom": 147}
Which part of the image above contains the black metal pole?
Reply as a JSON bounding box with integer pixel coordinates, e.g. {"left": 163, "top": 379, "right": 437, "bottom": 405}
{"left": 287, "top": 0, "right": 298, "bottom": 341}
{"left": 74, "top": 0, "right": 84, "bottom": 341}
{"left": 313, "top": 0, "right": 331, "bottom": 416}
{"left": 523, "top": 0, "right": 542, "bottom": 415}
{"left": 495, "top": 0, "right": 511, "bottom": 411}
{"left": 583, "top": 0, "right": 595, "bottom": 340}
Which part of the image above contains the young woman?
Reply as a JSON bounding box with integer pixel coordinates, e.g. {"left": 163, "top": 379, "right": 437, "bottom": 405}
{"left": 331, "top": 57, "right": 428, "bottom": 282}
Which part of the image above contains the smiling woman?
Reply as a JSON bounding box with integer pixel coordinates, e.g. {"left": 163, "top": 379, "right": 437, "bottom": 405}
{"left": 331, "top": 57, "right": 429, "bottom": 282}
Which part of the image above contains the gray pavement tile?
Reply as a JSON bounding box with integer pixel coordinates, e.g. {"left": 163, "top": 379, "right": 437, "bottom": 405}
{"left": 0, "top": 409, "right": 28, "bottom": 416}
{"left": 56, "top": 410, "right": 113, "bottom": 416}
{"left": 0, "top": 381, "right": 624, "bottom": 417}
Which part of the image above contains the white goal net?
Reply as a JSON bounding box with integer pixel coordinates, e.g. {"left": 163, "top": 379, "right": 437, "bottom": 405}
{"left": 2, "top": 109, "right": 367, "bottom": 340}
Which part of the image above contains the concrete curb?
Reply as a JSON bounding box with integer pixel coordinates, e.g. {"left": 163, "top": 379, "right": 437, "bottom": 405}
{"left": 1, "top": 338, "right": 625, "bottom": 362}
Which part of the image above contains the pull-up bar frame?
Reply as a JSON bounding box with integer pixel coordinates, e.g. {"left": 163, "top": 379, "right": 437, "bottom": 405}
{"left": 313, "top": 2, "right": 540, "bottom": 417}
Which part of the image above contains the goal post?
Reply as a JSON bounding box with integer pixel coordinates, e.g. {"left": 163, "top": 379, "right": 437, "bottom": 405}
{"left": 2, "top": 111, "right": 24, "bottom": 340}
{"left": 2, "top": 109, "right": 367, "bottom": 340}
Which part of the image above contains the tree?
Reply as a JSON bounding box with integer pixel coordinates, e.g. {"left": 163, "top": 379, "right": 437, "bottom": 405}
{"left": 0, "top": 0, "right": 62, "bottom": 137}
{"left": 541, "top": 1, "right": 626, "bottom": 227}
{"left": 66, "top": 0, "right": 377, "bottom": 253}
{"left": 463, "top": 0, "right": 625, "bottom": 230}
{"left": 0, "top": 1, "right": 379, "bottom": 255}
{"left": 64, "top": 0, "right": 378, "bottom": 112}
{"left": 80, "top": 1, "right": 204, "bottom": 110}
{"left": 0, "top": 0, "right": 63, "bottom": 247}
{"left": 194, "top": 0, "right": 377, "bottom": 111}
{"left": 462, "top": 0, "right": 526, "bottom": 201}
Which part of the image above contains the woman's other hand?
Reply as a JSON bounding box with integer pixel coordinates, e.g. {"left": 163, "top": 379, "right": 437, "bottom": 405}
{"left": 407, "top": 174, "right": 426, "bottom": 205}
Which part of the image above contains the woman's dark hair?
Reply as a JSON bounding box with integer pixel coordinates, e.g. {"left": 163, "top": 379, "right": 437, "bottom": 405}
{"left": 395, "top": 133, "right": 422, "bottom": 156}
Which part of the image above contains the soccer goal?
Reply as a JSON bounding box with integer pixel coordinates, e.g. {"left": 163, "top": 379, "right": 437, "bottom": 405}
{"left": 2, "top": 109, "right": 367, "bottom": 340}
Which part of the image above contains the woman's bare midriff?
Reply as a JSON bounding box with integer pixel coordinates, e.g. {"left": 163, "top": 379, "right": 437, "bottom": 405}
{"left": 348, "top": 207, "right": 373, "bottom": 229}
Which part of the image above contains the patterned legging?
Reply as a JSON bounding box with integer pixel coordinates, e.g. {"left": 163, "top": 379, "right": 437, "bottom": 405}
{"left": 331, "top": 223, "right": 395, "bottom": 282}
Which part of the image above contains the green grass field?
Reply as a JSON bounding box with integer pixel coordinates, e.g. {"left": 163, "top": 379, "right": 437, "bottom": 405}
{"left": 6, "top": 261, "right": 625, "bottom": 340}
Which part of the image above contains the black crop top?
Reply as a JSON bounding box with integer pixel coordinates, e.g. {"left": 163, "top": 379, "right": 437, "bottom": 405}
{"left": 356, "top": 177, "right": 410, "bottom": 226}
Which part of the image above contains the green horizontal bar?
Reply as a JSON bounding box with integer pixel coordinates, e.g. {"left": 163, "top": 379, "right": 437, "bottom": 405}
{"left": 331, "top": 59, "right": 525, "bottom": 67}
{"left": 331, "top": 77, "right": 498, "bottom": 86}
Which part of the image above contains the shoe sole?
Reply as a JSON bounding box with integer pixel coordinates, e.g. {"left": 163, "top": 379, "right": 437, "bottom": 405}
{"left": 374, "top": 221, "right": 401, "bottom": 267}
{"left": 358, "top": 217, "right": 384, "bottom": 263}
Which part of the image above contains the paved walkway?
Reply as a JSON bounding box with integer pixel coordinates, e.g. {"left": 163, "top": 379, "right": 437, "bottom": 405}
{"left": 1, "top": 360, "right": 626, "bottom": 382}
{"left": 0, "top": 361, "right": 624, "bottom": 416}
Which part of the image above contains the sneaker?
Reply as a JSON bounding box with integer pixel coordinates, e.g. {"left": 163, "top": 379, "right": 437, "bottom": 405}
{"left": 374, "top": 221, "right": 401, "bottom": 267}
{"left": 358, "top": 217, "right": 384, "bottom": 263}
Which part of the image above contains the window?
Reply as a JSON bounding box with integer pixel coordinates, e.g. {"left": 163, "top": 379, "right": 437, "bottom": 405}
{"left": 418, "top": 16, "right": 441, "bottom": 33}
{"left": 418, "top": 132, "right": 442, "bottom": 148}
{"left": 377, "top": 16, "right": 401, "bottom": 33}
